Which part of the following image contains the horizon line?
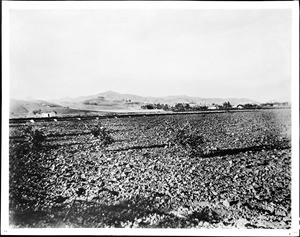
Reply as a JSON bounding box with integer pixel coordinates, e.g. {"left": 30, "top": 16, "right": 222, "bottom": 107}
{"left": 9, "top": 90, "right": 291, "bottom": 104}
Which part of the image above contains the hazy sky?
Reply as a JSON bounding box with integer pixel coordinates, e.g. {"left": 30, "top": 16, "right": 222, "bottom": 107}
{"left": 9, "top": 9, "right": 292, "bottom": 102}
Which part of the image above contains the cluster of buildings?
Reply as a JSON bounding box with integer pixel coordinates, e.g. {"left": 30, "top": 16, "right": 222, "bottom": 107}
{"left": 142, "top": 101, "right": 291, "bottom": 112}
{"left": 191, "top": 101, "right": 290, "bottom": 110}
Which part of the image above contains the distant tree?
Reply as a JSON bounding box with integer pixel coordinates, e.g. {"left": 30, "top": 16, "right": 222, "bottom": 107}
{"left": 223, "top": 101, "right": 232, "bottom": 109}
{"left": 184, "top": 103, "right": 191, "bottom": 111}
{"left": 156, "top": 103, "right": 164, "bottom": 109}
{"left": 33, "top": 109, "right": 42, "bottom": 115}
{"left": 243, "top": 103, "right": 261, "bottom": 109}
{"left": 198, "top": 105, "right": 208, "bottom": 111}
{"left": 142, "top": 104, "right": 155, "bottom": 110}
{"left": 244, "top": 103, "right": 254, "bottom": 109}
{"left": 174, "top": 103, "right": 185, "bottom": 112}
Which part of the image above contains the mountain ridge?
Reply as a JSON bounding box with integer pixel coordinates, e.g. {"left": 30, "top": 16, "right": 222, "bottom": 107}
{"left": 10, "top": 91, "right": 261, "bottom": 118}
{"left": 52, "top": 90, "right": 259, "bottom": 105}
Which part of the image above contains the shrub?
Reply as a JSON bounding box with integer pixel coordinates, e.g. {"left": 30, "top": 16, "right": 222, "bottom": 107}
{"left": 91, "top": 126, "right": 114, "bottom": 146}
{"left": 166, "top": 120, "right": 206, "bottom": 157}
{"left": 24, "top": 128, "right": 46, "bottom": 148}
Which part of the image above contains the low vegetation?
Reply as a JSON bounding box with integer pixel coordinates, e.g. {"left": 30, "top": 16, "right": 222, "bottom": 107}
{"left": 166, "top": 120, "right": 206, "bottom": 157}
{"left": 91, "top": 126, "right": 114, "bottom": 146}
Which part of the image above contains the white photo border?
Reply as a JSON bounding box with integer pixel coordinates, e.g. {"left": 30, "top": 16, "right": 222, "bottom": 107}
{"left": 1, "top": 1, "right": 299, "bottom": 236}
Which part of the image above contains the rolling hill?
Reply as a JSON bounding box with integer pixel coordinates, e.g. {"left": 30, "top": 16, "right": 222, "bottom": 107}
{"left": 9, "top": 99, "right": 98, "bottom": 118}
{"left": 53, "top": 90, "right": 258, "bottom": 107}
{"left": 10, "top": 91, "right": 258, "bottom": 118}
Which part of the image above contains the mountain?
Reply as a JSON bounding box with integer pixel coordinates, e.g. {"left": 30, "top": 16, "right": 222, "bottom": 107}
{"left": 53, "top": 90, "right": 258, "bottom": 107}
{"left": 53, "top": 91, "right": 150, "bottom": 104}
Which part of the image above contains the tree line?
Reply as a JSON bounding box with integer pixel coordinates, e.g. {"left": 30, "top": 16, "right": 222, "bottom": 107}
{"left": 141, "top": 101, "right": 270, "bottom": 112}
{"left": 141, "top": 102, "right": 231, "bottom": 112}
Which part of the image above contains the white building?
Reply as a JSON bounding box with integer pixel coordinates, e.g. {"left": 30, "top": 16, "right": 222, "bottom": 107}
{"left": 232, "top": 104, "right": 244, "bottom": 109}
{"left": 40, "top": 111, "right": 57, "bottom": 117}
{"left": 208, "top": 105, "right": 218, "bottom": 110}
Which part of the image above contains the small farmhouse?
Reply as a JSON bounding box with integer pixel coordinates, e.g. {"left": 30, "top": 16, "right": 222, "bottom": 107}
{"left": 208, "top": 105, "right": 218, "bottom": 110}
{"left": 232, "top": 104, "right": 244, "bottom": 109}
{"left": 41, "top": 111, "right": 57, "bottom": 118}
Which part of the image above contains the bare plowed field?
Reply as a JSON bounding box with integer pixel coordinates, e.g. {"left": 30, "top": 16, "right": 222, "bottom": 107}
{"left": 9, "top": 109, "right": 291, "bottom": 228}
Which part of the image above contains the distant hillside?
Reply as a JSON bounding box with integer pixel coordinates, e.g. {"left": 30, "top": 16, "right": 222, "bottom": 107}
{"left": 9, "top": 99, "right": 97, "bottom": 118}
{"left": 53, "top": 90, "right": 258, "bottom": 107}
{"left": 11, "top": 91, "right": 259, "bottom": 118}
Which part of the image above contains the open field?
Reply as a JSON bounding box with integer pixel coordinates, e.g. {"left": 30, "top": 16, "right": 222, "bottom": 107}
{"left": 9, "top": 109, "right": 291, "bottom": 228}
